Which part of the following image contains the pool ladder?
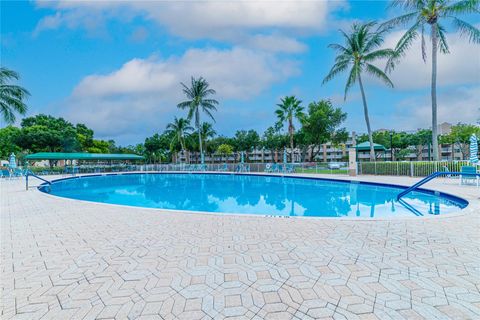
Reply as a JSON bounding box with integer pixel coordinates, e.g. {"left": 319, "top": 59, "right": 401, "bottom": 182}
{"left": 26, "top": 172, "right": 52, "bottom": 190}
{"left": 396, "top": 171, "right": 478, "bottom": 200}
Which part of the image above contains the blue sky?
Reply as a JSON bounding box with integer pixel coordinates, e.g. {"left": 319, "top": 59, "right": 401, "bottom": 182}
{"left": 2, "top": 0, "right": 479, "bottom": 145}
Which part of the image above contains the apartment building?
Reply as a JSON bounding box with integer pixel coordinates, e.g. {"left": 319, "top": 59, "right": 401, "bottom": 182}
{"left": 176, "top": 122, "right": 469, "bottom": 163}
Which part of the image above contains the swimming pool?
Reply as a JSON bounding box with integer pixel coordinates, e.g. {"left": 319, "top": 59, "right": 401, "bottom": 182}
{"left": 40, "top": 173, "right": 468, "bottom": 218}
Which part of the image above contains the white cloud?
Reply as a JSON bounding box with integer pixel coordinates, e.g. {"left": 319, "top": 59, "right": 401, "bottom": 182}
{"left": 35, "top": 0, "right": 344, "bottom": 35}
{"left": 63, "top": 47, "right": 300, "bottom": 143}
{"left": 73, "top": 47, "right": 299, "bottom": 99}
{"left": 34, "top": 0, "right": 345, "bottom": 51}
{"left": 391, "top": 85, "right": 480, "bottom": 130}
{"left": 245, "top": 34, "right": 307, "bottom": 53}
{"left": 384, "top": 29, "right": 480, "bottom": 90}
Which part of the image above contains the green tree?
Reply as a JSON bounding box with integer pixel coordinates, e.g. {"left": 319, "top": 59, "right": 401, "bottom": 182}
{"left": 144, "top": 133, "right": 171, "bottom": 163}
{"left": 275, "top": 96, "right": 304, "bottom": 161}
{"left": 301, "top": 100, "right": 348, "bottom": 161}
{"left": 76, "top": 123, "right": 94, "bottom": 151}
{"left": 442, "top": 123, "right": 480, "bottom": 159}
{"left": 323, "top": 21, "right": 394, "bottom": 161}
{"left": 407, "top": 129, "right": 432, "bottom": 160}
{"left": 0, "top": 67, "right": 30, "bottom": 124}
{"left": 177, "top": 77, "right": 219, "bottom": 161}
{"left": 262, "top": 126, "right": 288, "bottom": 162}
{"left": 217, "top": 143, "right": 233, "bottom": 162}
{"left": 200, "top": 122, "right": 216, "bottom": 152}
{"left": 233, "top": 130, "right": 260, "bottom": 151}
{"left": 383, "top": 0, "right": 480, "bottom": 161}
{"left": 165, "top": 117, "right": 193, "bottom": 153}
{"left": 15, "top": 125, "right": 63, "bottom": 153}
{"left": 86, "top": 140, "right": 110, "bottom": 154}
{"left": 0, "top": 125, "right": 21, "bottom": 159}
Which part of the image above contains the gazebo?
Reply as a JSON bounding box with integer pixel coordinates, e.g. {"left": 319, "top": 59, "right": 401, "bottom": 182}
{"left": 355, "top": 142, "right": 387, "bottom": 161}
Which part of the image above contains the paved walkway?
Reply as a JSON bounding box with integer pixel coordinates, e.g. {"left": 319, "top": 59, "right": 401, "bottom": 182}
{"left": 1, "top": 173, "right": 479, "bottom": 319}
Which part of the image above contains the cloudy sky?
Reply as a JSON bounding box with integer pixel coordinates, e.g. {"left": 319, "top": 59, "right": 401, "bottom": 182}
{"left": 2, "top": 0, "right": 479, "bottom": 144}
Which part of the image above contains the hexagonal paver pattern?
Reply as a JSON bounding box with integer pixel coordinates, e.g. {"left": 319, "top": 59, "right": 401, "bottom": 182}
{"left": 1, "top": 174, "right": 479, "bottom": 319}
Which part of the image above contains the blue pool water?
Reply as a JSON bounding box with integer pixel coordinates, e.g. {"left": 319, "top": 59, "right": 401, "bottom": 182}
{"left": 41, "top": 173, "right": 467, "bottom": 218}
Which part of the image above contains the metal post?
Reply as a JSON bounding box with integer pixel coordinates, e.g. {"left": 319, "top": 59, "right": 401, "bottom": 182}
{"left": 390, "top": 131, "right": 393, "bottom": 161}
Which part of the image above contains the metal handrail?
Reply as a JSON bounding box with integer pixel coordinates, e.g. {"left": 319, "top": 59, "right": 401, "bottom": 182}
{"left": 397, "top": 171, "right": 479, "bottom": 200}
{"left": 26, "top": 172, "right": 52, "bottom": 190}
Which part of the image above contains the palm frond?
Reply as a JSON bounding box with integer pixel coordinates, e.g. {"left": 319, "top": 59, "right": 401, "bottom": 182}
{"left": 386, "top": 22, "right": 420, "bottom": 72}
{"left": 203, "top": 108, "right": 216, "bottom": 123}
{"left": 322, "top": 61, "right": 350, "bottom": 85}
{"left": 327, "top": 43, "right": 349, "bottom": 53}
{"left": 0, "top": 102, "right": 16, "bottom": 123}
{"left": 436, "top": 24, "right": 450, "bottom": 54}
{"left": 344, "top": 65, "right": 359, "bottom": 100}
{"left": 363, "top": 49, "right": 395, "bottom": 62}
{"left": 381, "top": 11, "right": 418, "bottom": 29}
{"left": 177, "top": 100, "right": 192, "bottom": 109}
{"left": 0, "top": 67, "right": 20, "bottom": 83}
{"left": 443, "top": 0, "right": 480, "bottom": 15}
{"left": 421, "top": 23, "right": 427, "bottom": 61}
{"left": 451, "top": 17, "right": 480, "bottom": 43}
{"left": 366, "top": 64, "right": 394, "bottom": 88}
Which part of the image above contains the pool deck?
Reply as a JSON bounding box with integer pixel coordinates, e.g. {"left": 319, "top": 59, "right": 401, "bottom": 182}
{"left": 1, "top": 173, "right": 479, "bottom": 319}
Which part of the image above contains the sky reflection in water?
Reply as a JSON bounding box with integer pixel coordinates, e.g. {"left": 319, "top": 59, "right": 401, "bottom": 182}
{"left": 45, "top": 174, "right": 465, "bottom": 218}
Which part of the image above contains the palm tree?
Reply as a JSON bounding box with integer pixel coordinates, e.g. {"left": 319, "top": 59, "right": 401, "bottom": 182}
{"left": 200, "top": 122, "right": 216, "bottom": 150}
{"left": 0, "top": 67, "right": 30, "bottom": 124}
{"left": 383, "top": 0, "right": 480, "bottom": 161}
{"left": 177, "top": 77, "right": 219, "bottom": 163}
{"left": 165, "top": 117, "right": 193, "bottom": 154}
{"left": 275, "top": 96, "right": 304, "bottom": 162}
{"left": 323, "top": 22, "right": 394, "bottom": 161}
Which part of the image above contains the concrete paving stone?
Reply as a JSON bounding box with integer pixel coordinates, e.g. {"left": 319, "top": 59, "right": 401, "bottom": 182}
{"left": 1, "top": 174, "right": 479, "bottom": 319}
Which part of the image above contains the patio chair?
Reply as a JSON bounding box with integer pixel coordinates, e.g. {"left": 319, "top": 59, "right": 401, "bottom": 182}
{"left": 219, "top": 163, "right": 228, "bottom": 172}
{"left": 12, "top": 168, "right": 24, "bottom": 178}
{"left": 441, "top": 165, "right": 452, "bottom": 178}
{"left": 264, "top": 163, "right": 272, "bottom": 173}
{"left": 1, "top": 169, "right": 11, "bottom": 179}
{"left": 460, "top": 166, "right": 479, "bottom": 187}
{"left": 285, "top": 164, "right": 294, "bottom": 174}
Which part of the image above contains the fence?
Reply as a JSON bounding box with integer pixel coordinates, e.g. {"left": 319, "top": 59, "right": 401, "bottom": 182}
{"left": 11, "top": 161, "right": 476, "bottom": 178}
{"left": 357, "top": 161, "right": 473, "bottom": 177}
{"left": 23, "top": 162, "right": 349, "bottom": 176}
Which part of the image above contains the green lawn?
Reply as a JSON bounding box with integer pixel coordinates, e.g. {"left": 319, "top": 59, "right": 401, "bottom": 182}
{"left": 295, "top": 168, "right": 348, "bottom": 174}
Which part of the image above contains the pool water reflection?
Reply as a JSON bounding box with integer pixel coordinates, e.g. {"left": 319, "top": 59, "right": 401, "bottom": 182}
{"left": 42, "top": 173, "right": 466, "bottom": 218}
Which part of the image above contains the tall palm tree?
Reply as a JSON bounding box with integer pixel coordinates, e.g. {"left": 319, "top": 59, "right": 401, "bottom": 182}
{"left": 323, "top": 22, "right": 394, "bottom": 161}
{"left": 0, "top": 67, "right": 30, "bottom": 124}
{"left": 177, "top": 77, "right": 219, "bottom": 163}
{"left": 165, "top": 117, "right": 193, "bottom": 153}
{"left": 383, "top": 0, "right": 480, "bottom": 161}
{"left": 275, "top": 96, "right": 304, "bottom": 162}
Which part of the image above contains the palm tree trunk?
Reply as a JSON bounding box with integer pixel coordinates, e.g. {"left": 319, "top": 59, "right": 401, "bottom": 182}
{"left": 289, "top": 118, "right": 294, "bottom": 163}
{"left": 358, "top": 74, "right": 375, "bottom": 161}
{"left": 196, "top": 109, "right": 203, "bottom": 164}
{"left": 431, "top": 23, "right": 439, "bottom": 161}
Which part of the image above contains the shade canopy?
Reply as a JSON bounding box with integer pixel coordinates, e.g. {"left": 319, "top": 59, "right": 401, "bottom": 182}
{"left": 355, "top": 142, "right": 387, "bottom": 151}
{"left": 25, "top": 152, "right": 144, "bottom": 161}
